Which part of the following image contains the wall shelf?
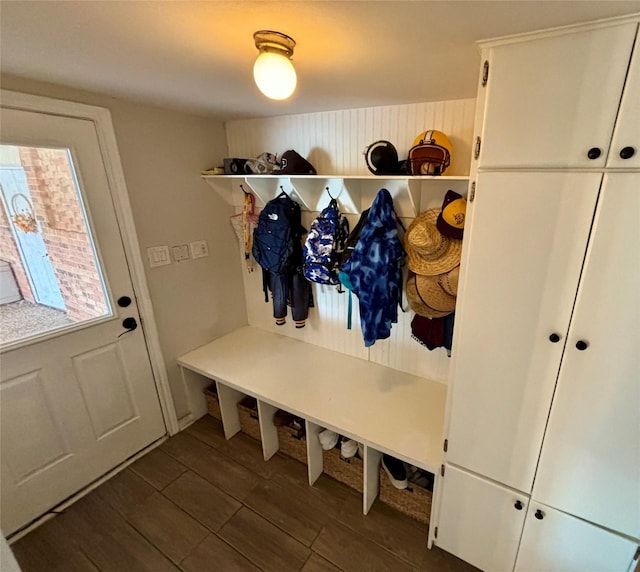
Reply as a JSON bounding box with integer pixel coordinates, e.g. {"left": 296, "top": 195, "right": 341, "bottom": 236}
{"left": 202, "top": 174, "right": 470, "bottom": 218}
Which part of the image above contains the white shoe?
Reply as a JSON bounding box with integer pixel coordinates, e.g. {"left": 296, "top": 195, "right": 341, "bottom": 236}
{"left": 318, "top": 429, "right": 339, "bottom": 450}
{"left": 341, "top": 439, "right": 359, "bottom": 458}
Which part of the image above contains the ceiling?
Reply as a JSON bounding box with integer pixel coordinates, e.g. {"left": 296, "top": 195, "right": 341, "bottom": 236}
{"left": 2, "top": 1, "right": 640, "bottom": 120}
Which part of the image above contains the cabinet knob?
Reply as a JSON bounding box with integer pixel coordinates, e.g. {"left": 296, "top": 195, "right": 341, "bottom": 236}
{"left": 576, "top": 340, "right": 589, "bottom": 351}
{"left": 534, "top": 509, "right": 545, "bottom": 520}
{"left": 620, "top": 146, "right": 636, "bottom": 159}
{"left": 549, "top": 333, "right": 561, "bottom": 343}
{"left": 587, "top": 147, "right": 602, "bottom": 160}
{"left": 514, "top": 500, "right": 524, "bottom": 511}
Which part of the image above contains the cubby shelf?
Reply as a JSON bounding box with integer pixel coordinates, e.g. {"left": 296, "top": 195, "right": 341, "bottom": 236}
{"left": 178, "top": 326, "right": 446, "bottom": 519}
{"left": 202, "top": 174, "right": 469, "bottom": 218}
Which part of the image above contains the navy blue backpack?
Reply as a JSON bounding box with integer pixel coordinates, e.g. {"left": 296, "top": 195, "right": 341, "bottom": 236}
{"left": 252, "top": 192, "right": 306, "bottom": 277}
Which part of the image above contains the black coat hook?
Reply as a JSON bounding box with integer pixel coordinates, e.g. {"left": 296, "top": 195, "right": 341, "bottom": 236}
{"left": 326, "top": 186, "right": 335, "bottom": 200}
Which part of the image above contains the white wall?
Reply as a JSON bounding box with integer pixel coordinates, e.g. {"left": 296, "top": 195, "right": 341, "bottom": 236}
{"left": 224, "top": 98, "right": 476, "bottom": 382}
{"left": 1, "top": 75, "right": 248, "bottom": 423}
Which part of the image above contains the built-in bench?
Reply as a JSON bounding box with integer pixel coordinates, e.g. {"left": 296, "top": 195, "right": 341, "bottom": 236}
{"left": 177, "top": 326, "right": 447, "bottom": 522}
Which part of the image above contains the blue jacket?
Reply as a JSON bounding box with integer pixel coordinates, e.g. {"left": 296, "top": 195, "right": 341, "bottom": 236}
{"left": 341, "top": 189, "right": 405, "bottom": 346}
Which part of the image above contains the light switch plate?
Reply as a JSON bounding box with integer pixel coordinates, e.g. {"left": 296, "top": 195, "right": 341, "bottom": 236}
{"left": 147, "top": 245, "right": 171, "bottom": 268}
{"left": 172, "top": 244, "right": 191, "bottom": 262}
{"left": 190, "top": 240, "right": 209, "bottom": 259}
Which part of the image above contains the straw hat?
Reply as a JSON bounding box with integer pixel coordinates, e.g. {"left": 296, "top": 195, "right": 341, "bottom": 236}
{"left": 438, "top": 265, "right": 460, "bottom": 296}
{"left": 406, "top": 272, "right": 456, "bottom": 318}
{"left": 405, "top": 209, "right": 462, "bottom": 275}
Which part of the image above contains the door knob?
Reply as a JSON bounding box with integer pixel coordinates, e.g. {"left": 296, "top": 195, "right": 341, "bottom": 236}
{"left": 534, "top": 509, "right": 545, "bottom": 520}
{"left": 514, "top": 500, "right": 524, "bottom": 511}
{"left": 117, "top": 296, "right": 132, "bottom": 307}
{"left": 587, "top": 147, "right": 601, "bottom": 159}
{"left": 119, "top": 317, "right": 138, "bottom": 336}
{"left": 575, "top": 340, "right": 589, "bottom": 351}
{"left": 619, "top": 146, "right": 635, "bottom": 159}
{"left": 549, "top": 333, "right": 561, "bottom": 343}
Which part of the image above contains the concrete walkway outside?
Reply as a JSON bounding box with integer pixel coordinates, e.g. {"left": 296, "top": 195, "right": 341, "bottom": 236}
{"left": 0, "top": 300, "right": 74, "bottom": 345}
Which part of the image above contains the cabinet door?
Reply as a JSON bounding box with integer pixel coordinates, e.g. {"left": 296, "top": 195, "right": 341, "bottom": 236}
{"left": 480, "top": 22, "right": 637, "bottom": 169}
{"left": 515, "top": 502, "right": 639, "bottom": 572}
{"left": 447, "top": 172, "right": 600, "bottom": 492}
{"left": 437, "top": 464, "right": 529, "bottom": 572}
{"left": 608, "top": 36, "right": 640, "bottom": 168}
{"left": 532, "top": 173, "right": 640, "bottom": 539}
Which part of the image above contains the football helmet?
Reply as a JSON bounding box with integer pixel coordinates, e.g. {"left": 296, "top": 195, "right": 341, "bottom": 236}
{"left": 364, "top": 140, "right": 402, "bottom": 175}
{"left": 408, "top": 130, "right": 452, "bottom": 176}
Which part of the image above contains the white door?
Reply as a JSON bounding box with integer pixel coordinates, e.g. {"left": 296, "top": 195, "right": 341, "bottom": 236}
{"left": 515, "top": 502, "right": 639, "bottom": 572}
{"left": 447, "top": 172, "right": 601, "bottom": 493}
{"left": 436, "top": 464, "right": 529, "bottom": 572}
{"left": 480, "top": 22, "right": 637, "bottom": 169}
{"left": 0, "top": 107, "right": 166, "bottom": 535}
{"left": 532, "top": 173, "right": 640, "bottom": 539}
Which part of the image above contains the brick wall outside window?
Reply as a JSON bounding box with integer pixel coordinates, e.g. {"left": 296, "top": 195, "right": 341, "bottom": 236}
{"left": 14, "top": 147, "right": 108, "bottom": 322}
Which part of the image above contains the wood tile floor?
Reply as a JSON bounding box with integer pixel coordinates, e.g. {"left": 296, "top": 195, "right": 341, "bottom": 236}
{"left": 11, "top": 416, "right": 478, "bottom": 572}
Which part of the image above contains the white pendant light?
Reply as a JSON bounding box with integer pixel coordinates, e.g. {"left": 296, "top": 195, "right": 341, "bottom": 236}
{"left": 253, "top": 30, "right": 297, "bottom": 100}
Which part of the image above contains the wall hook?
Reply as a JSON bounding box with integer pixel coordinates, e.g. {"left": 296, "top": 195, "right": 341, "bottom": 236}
{"left": 240, "top": 184, "right": 250, "bottom": 195}
{"left": 326, "top": 186, "right": 335, "bottom": 200}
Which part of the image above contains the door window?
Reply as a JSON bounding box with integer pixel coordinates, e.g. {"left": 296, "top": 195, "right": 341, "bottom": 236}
{"left": 0, "top": 144, "right": 111, "bottom": 347}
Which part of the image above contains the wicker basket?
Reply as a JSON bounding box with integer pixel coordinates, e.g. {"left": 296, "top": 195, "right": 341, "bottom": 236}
{"left": 323, "top": 447, "right": 363, "bottom": 493}
{"left": 277, "top": 422, "right": 307, "bottom": 464}
{"left": 379, "top": 468, "right": 432, "bottom": 525}
{"left": 238, "top": 396, "right": 261, "bottom": 442}
{"left": 204, "top": 384, "right": 221, "bottom": 420}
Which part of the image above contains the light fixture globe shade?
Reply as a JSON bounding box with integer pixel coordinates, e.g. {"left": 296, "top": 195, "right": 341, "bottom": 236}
{"left": 253, "top": 51, "right": 297, "bottom": 100}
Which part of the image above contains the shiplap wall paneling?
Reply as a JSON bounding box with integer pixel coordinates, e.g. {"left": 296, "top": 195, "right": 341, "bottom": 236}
{"left": 226, "top": 99, "right": 476, "bottom": 177}
{"left": 414, "top": 178, "right": 470, "bottom": 212}
{"left": 368, "top": 297, "right": 451, "bottom": 383}
{"left": 231, "top": 184, "right": 464, "bottom": 381}
{"left": 226, "top": 98, "right": 476, "bottom": 383}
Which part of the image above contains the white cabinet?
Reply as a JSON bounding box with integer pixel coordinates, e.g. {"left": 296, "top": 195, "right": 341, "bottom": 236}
{"left": 515, "top": 502, "right": 639, "bottom": 572}
{"left": 436, "top": 465, "right": 529, "bottom": 572}
{"left": 532, "top": 173, "right": 640, "bottom": 539}
{"left": 608, "top": 39, "right": 640, "bottom": 169}
{"left": 438, "top": 15, "right": 640, "bottom": 572}
{"left": 446, "top": 171, "right": 600, "bottom": 492}
{"left": 479, "top": 22, "right": 638, "bottom": 169}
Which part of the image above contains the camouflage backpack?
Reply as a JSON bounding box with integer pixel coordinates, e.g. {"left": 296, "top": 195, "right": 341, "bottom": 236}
{"left": 303, "top": 199, "right": 349, "bottom": 285}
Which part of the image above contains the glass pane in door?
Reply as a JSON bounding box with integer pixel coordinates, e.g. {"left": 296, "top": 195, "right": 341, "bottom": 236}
{"left": 0, "top": 144, "right": 111, "bottom": 346}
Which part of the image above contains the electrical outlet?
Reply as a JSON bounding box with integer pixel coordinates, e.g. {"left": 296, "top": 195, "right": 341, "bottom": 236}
{"left": 190, "top": 240, "right": 209, "bottom": 259}
{"left": 147, "top": 245, "right": 171, "bottom": 268}
{"left": 172, "top": 244, "right": 190, "bottom": 262}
